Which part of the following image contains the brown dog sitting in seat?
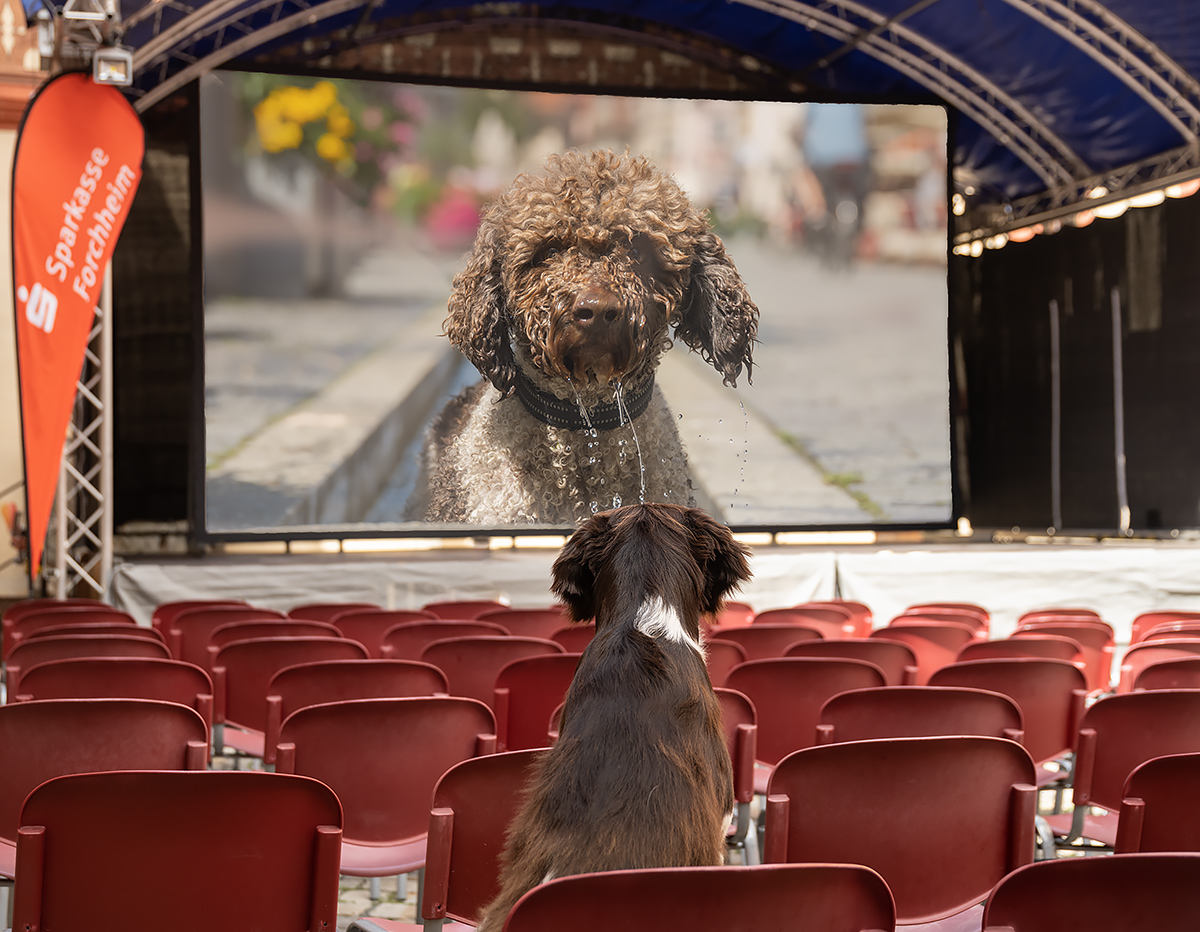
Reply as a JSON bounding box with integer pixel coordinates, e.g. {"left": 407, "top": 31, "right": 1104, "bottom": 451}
{"left": 475, "top": 503, "right": 751, "bottom": 932}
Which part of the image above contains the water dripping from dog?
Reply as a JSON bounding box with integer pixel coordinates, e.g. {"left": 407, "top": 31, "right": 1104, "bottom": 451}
{"left": 569, "top": 379, "right": 609, "bottom": 514}
{"left": 613, "top": 380, "right": 646, "bottom": 505}
{"left": 731, "top": 396, "right": 750, "bottom": 513}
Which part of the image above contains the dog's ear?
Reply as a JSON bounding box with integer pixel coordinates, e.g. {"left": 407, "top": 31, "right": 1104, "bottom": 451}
{"left": 686, "top": 508, "right": 752, "bottom": 615}
{"left": 444, "top": 217, "right": 517, "bottom": 396}
{"left": 674, "top": 227, "right": 760, "bottom": 388}
{"left": 550, "top": 513, "right": 610, "bottom": 623}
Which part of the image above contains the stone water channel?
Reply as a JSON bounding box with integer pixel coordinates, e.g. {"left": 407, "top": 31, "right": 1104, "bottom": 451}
{"left": 204, "top": 235, "right": 950, "bottom": 534}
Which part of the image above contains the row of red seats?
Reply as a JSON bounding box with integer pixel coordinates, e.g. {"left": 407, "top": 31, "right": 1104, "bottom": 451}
{"left": 708, "top": 601, "right": 1200, "bottom": 694}
{"left": 6, "top": 621, "right": 1200, "bottom": 862}
{"left": 11, "top": 759, "right": 1198, "bottom": 931}
{"left": 2, "top": 604, "right": 1200, "bottom": 863}
{"left": 6, "top": 712, "right": 1200, "bottom": 930}
{"left": 2, "top": 597, "right": 1200, "bottom": 921}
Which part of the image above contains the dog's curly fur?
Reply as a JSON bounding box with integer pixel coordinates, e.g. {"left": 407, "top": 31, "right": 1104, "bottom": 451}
{"left": 408, "top": 149, "right": 759, "bottom": 525}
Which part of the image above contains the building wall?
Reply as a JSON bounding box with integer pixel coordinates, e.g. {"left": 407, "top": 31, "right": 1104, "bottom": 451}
{"left": 0, "top": 0, "right": 43, "bottom": 594}
{"left": 0, "top": 126, "right": 27, "bottom": 595}
{"left": 0, "top": 0, "right": 46, "bottom": 592}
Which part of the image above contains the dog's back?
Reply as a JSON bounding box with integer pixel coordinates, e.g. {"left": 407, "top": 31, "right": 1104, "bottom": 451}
{"left": 475, "top": 504, "right": 750, "bottom": 932}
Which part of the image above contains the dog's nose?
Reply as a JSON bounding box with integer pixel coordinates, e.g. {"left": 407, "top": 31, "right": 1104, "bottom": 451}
{"left": 572, "top": 289, "right": 624, "bottom": 328}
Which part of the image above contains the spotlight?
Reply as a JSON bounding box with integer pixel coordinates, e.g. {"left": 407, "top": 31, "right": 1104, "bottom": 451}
{"left": 93, "top": 46, "right": 133, "bottom": 87}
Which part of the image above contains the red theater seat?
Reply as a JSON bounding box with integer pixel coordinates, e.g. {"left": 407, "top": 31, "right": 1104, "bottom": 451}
{"left": 13, "top": 770, "right": 342, "bottom": 932}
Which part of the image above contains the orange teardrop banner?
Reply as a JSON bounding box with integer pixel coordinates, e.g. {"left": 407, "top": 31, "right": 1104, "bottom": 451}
{"left": 12, "top": 71, "right": 144, "bottom": 577}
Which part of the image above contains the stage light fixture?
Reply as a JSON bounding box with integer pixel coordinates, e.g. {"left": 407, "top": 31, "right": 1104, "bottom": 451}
{"left": 93, "top": 46, "right": 132, "bottom": 86}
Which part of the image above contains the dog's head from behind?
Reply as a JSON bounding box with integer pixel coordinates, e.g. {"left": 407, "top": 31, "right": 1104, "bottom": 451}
{"left": 551, "top": 503, "right": 752, "bottom": 635}
{"left": 445, "top": 149, "right": 759, "bottom": 404}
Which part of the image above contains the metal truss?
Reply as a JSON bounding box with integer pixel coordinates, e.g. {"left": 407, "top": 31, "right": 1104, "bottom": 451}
{"left": 48, "top": 275, "right": 113, "bottom": 598}
{"left": 1001, "top": 0, "right": 1200, "bottom": 141}
{"left": 125, "top": 0, "right": 370, "bottom": 112}
{"left": 737, "top": 0, "right": 1087, "bottom": 189}
{"left": 52, "top": 0, "right": 121, "bottom": 69}
{"left": 955, "top": 141, "right": 1200, "bottom": 241}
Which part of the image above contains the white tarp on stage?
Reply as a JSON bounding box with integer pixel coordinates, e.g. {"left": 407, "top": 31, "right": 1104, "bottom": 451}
{"left": 109, "top": 541, "right": 1200, "bottom": 644}
{"left": 109, "top": 546, "right": 838, "bottom": 626}
{"left": 836, "top": 544, "right": 1200, "bottom": 643}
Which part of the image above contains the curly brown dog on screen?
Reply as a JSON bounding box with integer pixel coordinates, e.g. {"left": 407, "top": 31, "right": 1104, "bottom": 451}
{"left": 474, "top": 503, "right": 752, "bottom": 932}
{"left": 407, "top": 148, "right": 759, "bottom": 525}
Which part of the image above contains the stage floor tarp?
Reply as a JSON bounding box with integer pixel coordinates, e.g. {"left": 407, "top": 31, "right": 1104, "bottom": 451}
{"left": 110, "top": 542, "right": 1200, "bottom": 644}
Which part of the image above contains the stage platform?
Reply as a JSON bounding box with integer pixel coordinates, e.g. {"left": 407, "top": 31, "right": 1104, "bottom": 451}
{"left": 109, "top": 538, "right": 1200, "bottom": 645}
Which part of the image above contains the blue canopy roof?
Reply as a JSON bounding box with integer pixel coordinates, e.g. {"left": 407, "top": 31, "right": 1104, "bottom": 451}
{"left": 49, "top": 0, "right": 1200, "bottom": 224}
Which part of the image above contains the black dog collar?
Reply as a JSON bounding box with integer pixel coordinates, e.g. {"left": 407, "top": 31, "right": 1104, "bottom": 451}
{"left": 513, "top": 368, "right": 655, "bottom": 432}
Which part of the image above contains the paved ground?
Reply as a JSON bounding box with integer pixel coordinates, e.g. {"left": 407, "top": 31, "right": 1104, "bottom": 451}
{"left": 725, "top": 236, "right": 952, "bottom": 523}
{"left": 204, "top": 227, "right": 951, "bottom": 531}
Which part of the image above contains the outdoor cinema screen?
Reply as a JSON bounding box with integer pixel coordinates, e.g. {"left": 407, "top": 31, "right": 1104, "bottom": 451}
{"left": 199, "top": 73, "right": 951, "bottom": 536}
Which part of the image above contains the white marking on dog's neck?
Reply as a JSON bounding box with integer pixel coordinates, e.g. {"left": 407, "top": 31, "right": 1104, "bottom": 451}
{"left": 635, "top": 596, "right": 704, "bottom": 656}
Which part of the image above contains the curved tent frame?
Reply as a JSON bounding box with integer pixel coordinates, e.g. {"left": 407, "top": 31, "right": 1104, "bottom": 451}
{"left": 33, "top": 0, "right": 1192, "bottom": 239}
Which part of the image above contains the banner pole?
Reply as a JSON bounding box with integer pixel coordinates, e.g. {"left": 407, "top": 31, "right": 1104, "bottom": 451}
{"left": 100, "top": 260, "right": 113, "bottom": 595}
{"left": 54, "top": 443, "right": 66, "bottom": 599}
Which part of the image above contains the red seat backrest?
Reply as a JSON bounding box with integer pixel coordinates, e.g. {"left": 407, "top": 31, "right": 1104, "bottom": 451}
{"left": 213, "top": 636, "right": 368, "bottom": 732}
{"left": 1071, "top": 689, "right": 1200, "bottom": 812}
{"left": 550, "top": 624, "right": 596, "bottom": 653}
{"left": 0, "top": 698, "right": 208, "bottom": 842}
{"left": 804, "top": 600, "right": 874, "bottom": 636}
{"left": 5, "top": 609, "right": 136, "bottom": 660}
{"left": 714, "top": 687, "right": 757, "bottom": 805}
{"left": 753, "top": 607, "right": 857, "bottom": 639}
{"left": 871, "top": 621, "right": 977, "bottom": 684}
{"left": 704, "top": 639, "right": 747, "bottom": 688}
{"left": 421, "top": 599, "right": 509, "bottom": 619}
{"left": 151, "top": 599, "right": 249, "bottom": 632}
{"left": 503, "top": 864, "right": 896, "bottom": 932}
{"left": 332, "top": 609, "right": 439, "bottom": 657}
{"left": 1142, "top": 621, "right": 1200, "bottom": 642}
{"left": 477, "top": 608, "right": 572, "bottom": 640}
{"left": 493, "top": 653, "right": 582, "bottom": 751}
{"left": 724, "top": 657, "right": 886, "bottom": 765}
{"left": 928, "top": 658, "right": 1086, "bottom": 765}
{"left": 21, "top": 621, "right": 164, "bottom": 649}
{"left": 712, "top": 601, "right": 755, "bottom": 628}
{"left": 422, "top": 748, "right": 546, "bottom": 926}
{"left": 169, "top": 606, "right": 286, "bottom": 668}
{"left": 205, "top": 620, "right": 343, "bottom": 670}
{"left": 765, "top": 735, "right": 1035, "bottom": 925}
{"left": 14, "top": 770, "right": 342, "bottom": 932}
{"left": 13, "top": 657, "right": 214, "bottom": 744}
{"left": 1117, "top": 752, "right": 1200, "bottom": 854}
{"left": 1013, "top": 622, "right": 1113, "bottom": 692}
{"left": 1019, "top": 608, "right": 1102, "bottom": 624}
{"left": 983, "top": 853, "right": 1200, "bottom": 931}
{"left": 276, "top": 696, "right": 495, "bottom": 845}
{"left": 958, "top": 634, "right": 1084, "bottom": 666}
{"left": 286, "top": 601, "right": 379, "bottom": 622}
{"left": 817, "top": 685, "right": 1023, "bottom": 745}
{"left": 786, "top": 637, "right": 918, "bottom": 686}
{"left": 380, "top": 620, "right": 510, "bottom": 661}
{"left": 1132, "top": 656, "right": 1200, "bottom": 692}
{"left": 1117, "top": 639, "right": 1200, "bottom": 692}
{"left": 421, "top": 636, "right": 564, "bottom": 707}
{"left": 6, "top": 635, "right": 171, "bottom": 692}
{"left": 899, "top": 608, "right": 988, "bottom": 634}
{"left": 3, "top": 597, "right": 114, "bottom": 623}
{"left": 1131, "top": 611, "right": 1200, "bottom": 643}
{"left": 262, "top": 658, "right": 448, "bottom": 763}
{"left": 705, "top": 624, "right": 824, "bottom": 662}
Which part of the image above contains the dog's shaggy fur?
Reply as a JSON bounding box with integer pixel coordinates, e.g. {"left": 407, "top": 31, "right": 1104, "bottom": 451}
{"left": 409, "top": 149, "right": 759, "bottom": 525}
{"left": 474, "top": 503, "right": 751, "bottom": 932}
